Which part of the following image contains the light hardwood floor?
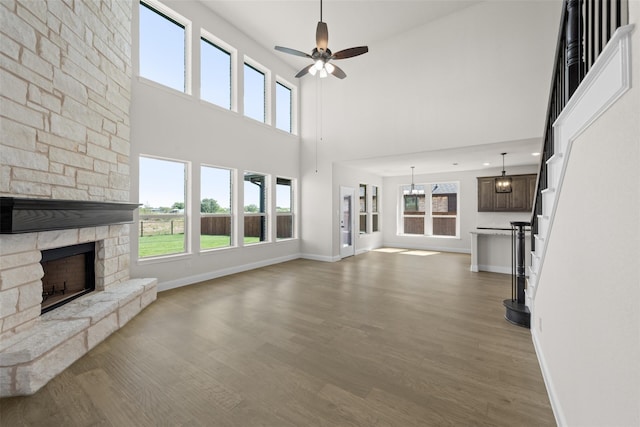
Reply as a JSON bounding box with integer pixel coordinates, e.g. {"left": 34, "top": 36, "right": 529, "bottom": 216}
{"left": 0, "top": 250, "right": 555, "bottom": 426}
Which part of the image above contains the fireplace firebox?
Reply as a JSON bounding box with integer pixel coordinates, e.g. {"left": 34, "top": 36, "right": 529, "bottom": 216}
{"left": 40, "top": 242, "right": 96, "bottom": 314}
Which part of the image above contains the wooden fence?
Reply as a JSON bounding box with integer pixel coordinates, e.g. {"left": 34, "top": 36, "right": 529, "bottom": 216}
{"left": 138, "top": 215, "right": 294, "bottom": 239}
{"left": 403, "top": 216, "right": 456, "bottom": 236}
{"left": 139, "top": 215, "right": 185, "bottom": 237}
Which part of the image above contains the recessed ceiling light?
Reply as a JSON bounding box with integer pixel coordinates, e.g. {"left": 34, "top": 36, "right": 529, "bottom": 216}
{"left": 483, "top": 162, "right": 491, "bottom": 166}
{"left": 532, "top": 152, "right": 541, "bottom": 156}
{"left": 452, "top": 162, "right": 458, "bottom": 166}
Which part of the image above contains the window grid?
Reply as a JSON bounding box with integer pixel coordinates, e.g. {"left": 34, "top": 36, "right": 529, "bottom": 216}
{"left": 372, "top": 186, "right": 379, "bottom": 232}
{"left": 243, "top": 62, "right": 266, "bottom": 123}
{"left": 139, "top": 7, "right": 299, "bottom": 131}
{"left": 200, "top": 165, "right": 233, "bottom": 251}
{"left": 139, "top": 1, "right": 190, "bottom": 93}
{"left": 276, "top": 177, "right": 294, "bottom": 240}
{"left": 138, "top": 156, "right": 188, "bottom": 258}
{"left": 359, "top": 184, "right": 368, "bottom": 234}
{"left": 399, "top": 183, "right": 459, "bottom": 237}
{"left": 244, "top": 172, "right": 269, "bottom": 244}
{"left": 275, "top": 81, "right": 292, "bottom": 133}
{"left": 200, "top": 36, "right": 232, "bottom": 110}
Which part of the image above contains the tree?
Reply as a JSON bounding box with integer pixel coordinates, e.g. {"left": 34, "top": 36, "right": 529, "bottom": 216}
{"left": 172, "top": 202, "right": 184, "bottom": 210}
{"left": 201, "top": 198, "right": 221, "bottom": 213}
{"left": 244, "top": 204, "right": 259, "bottom": 213}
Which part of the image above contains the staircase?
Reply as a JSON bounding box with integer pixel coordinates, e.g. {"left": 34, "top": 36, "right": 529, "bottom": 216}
{"left": 526, "top": 0, "right": 632, "bottom": 309}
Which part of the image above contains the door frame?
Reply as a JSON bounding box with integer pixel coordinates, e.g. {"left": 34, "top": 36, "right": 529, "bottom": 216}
{"left": 339, "top": 186, "right": 356, "bottom": 259}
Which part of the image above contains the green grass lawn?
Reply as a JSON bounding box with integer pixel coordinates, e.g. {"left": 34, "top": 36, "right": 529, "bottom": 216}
{"left": 139, "top": 234, "right": 260, "bottom": 258}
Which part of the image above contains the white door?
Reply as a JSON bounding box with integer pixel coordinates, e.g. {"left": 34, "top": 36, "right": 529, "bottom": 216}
{"left": 340, "top": 186, "right": 355, "bottom": 258}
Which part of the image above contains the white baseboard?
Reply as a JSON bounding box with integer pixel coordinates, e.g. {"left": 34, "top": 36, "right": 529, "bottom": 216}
{"left": 531, "top": 328, "right": 566, "bottom": 427}
{"left": 157, "top": 253, "right": 301, "bottom": 292}
{"left": 382, "top": 241, "right": 471, "bottom": 255}
{"left": 477, "top": 264, "right": 511, "bottom": 275}
{"left": 300, "top": 253, "right": 340, "bottom": 262}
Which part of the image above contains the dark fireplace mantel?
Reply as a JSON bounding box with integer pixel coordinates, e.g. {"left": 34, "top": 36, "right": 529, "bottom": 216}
{"left": 0, "top": 197, "right": 139, "bottom": 234}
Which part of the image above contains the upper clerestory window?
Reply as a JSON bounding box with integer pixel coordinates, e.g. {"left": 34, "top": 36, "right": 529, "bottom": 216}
{"left": 139, "top": 1, "right": 190, "bottom": 93}
{"left": 201, "top": 33, "right": 232, "bottom": 110}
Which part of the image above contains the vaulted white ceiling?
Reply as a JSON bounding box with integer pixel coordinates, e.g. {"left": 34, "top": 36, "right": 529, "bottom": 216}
{"left": 199, "top": 1, "right": 563, "bottom": 176}
{"left": 200, "top": 1, "right": 482, "bottom": 69}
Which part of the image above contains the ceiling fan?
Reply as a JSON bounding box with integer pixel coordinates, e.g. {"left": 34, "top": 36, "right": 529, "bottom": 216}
{"left": 274, "top": 0, "right": 368, "bottom": 79}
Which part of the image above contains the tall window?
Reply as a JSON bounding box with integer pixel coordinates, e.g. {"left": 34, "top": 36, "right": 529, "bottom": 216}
{"left": 275, "top": 81, "right": 292, "bottom": 132}
{"left": 276, "top": 178, "right": 293, "bottom": 239}
{"left": 359, "top": 184, "right": 367, "bottom": 234}
{"left": 200, "top": 35, "right": 231, "bottom": 109}
{"left": 372, "top": 186, "right": 379, "bottom": 232}
{"left": 244, "top": 172, "right": 268, "bottom": 244}
{"left": 430, "top": 183, "right": 458, "bottom": 236}
{"left": 200, "top": 166, "right": 232, "bottom": 250}
{"left": 139, "top": 156, "right": 187, "bottom": 258}
{"left": 139, "top": 1, "right": 188, "bottom": 92}
{"left": 400, "top": 182, "right": 459, "bottom": 237}
{"left": 402, "top": 185, "right": 425, "bottom": 235}
{"left": 244, "top": 63, "right": 265, "bottom": 122}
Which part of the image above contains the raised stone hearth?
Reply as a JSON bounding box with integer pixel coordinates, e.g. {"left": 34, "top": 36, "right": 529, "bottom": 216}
{"left": 0, "top": 224, "right": 157, "bottom": 397}
{"left": 0, "top": 278, "right": 156, "bottom": 397}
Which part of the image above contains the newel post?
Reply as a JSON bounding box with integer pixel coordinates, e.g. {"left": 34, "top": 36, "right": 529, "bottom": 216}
{"left": 566, "top": 0, "right": 581, "bottom": 99}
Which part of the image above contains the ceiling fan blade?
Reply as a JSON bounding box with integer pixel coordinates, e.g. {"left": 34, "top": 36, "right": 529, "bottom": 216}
{"left": 316, "top": 21, "right": 328, "bottom": 51}
{"left": 275, "top": 46, "right": 312, "bottom": 59}
{"left": 329, "top": 64, "right": 347, "bottom": 79}
{"left": 295, "top": 64, "right": 314, "bottom": 78}
{"left": 331, "top": 46, "right": 369, "bottom": 60}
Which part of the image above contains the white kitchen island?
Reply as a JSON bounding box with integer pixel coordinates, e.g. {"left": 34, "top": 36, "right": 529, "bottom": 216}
{"left": 470, "top": 228, "right": 531, "bottom": 274}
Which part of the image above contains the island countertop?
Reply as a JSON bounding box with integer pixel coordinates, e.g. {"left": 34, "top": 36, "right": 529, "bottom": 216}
{"left": 470, "top": 228, "right": 531, "bottom": 273}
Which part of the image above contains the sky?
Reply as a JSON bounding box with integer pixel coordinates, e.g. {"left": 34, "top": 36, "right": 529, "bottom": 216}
{"left": 138, "top": 2, "right": 292, "bottom": 210}
{"left": 139, "top": 157, "right": 291, "bottom": 210}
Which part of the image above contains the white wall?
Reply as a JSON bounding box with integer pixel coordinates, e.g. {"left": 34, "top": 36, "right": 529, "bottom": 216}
{"left": 332, "top": 164, "right": 384, "bottom": 258}
{"left": 299, "top": 116, "right": 335, "bottom": 260}
{"left": 299, "top": 0, "right": 561, "bottom": 260}
{"left": 129, "top": 1, "right": 302, "bottom": 289}
{"left": 382, "top": 165, "right": 536, "bottom": 253}
{"left": 532, "top": 4, "right": 640, "bottom": 425}
{"left": 300, "top": 0, "right": 562, "bottom": 161}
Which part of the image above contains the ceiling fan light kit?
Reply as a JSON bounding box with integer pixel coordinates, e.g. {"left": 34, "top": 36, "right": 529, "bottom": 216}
{"left": 274, "top": 0, "right": 368, "bottom": 79}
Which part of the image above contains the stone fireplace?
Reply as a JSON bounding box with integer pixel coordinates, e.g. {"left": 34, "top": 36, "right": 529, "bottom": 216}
{"left": 0, "top": 1, "right": 155, "bottom": 397}
{"left": 0, "top": 199, "right": 157, "bottom": 397}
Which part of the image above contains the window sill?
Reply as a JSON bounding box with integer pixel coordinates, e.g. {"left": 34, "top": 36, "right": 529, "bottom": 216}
{"left": 276, "top": 237, "right": 298, "bottom": 243}
{"left": 397, "top": 234, "right": 460, "bottom": 240}
{"left": 137, "top": 251, "right": 191, "bottom": 265}
{"left": 137, "top": 76, "right": 192, "bottom": 100}
{"left": 199, "top": 245, "right": 237, "bottom": 254}
{"left": 243, "top": 241, "right": 271, "bottom": 247}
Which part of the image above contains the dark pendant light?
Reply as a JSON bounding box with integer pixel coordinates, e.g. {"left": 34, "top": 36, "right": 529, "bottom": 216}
{"left": 495, "top": 153, "right": 512, "bottom": 193}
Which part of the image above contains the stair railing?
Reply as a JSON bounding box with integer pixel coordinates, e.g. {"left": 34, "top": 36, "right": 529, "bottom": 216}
{"left": 530, "top": 0, "right": 628, "bottom": 252}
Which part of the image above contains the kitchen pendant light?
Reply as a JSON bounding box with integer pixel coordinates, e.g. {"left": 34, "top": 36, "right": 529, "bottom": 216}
{"left": 495, "top": 153, "right": 512, "bottom": 193}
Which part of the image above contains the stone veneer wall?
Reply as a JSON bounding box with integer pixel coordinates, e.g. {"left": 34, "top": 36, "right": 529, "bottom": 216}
{"left": 0, "top": 0, "right": 134, "bottom": 337}
{"left": 0, "top": 1, "right": 159, "bottom": 397}
{"left": 1, "top": 0, "right": 132, "bottom": 200}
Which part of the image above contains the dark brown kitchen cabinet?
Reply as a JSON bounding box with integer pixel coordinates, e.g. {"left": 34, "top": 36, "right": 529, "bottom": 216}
{"left": 477, "top": 174, "right": 537, "bottom": 212}
{"left": 477, "top": 177, "right": 495, "bottom": 211}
